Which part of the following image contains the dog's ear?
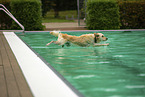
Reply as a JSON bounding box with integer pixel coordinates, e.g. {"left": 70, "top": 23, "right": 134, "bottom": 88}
{"left": 94, "top": 33, "right": 100, "bottom": 37}
{"left": 94, "top": 33, "right": 99, "bottom": 43}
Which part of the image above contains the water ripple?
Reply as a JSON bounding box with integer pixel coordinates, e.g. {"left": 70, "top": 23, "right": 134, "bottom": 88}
{"left": 99, "top": 61, "right": 110, "bottom": 63}
{"left": 74, "top": 75, "right": 95, "bottom": 79}
{"left": 125, "top": 85, "right": 145, "bottom": 89}
{"left": 113, "top": 55, "right": 124, "bottom": 57}
{"left": 138, "top": 74, "right": 145, "bottom": 76}
{"left": 92, "top": 88, "right": 117, "bottom": 92}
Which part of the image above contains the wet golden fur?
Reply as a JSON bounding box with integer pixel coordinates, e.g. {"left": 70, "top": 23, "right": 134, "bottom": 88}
{"left": 46, "top": 31, "right": 109, "bottom": 47}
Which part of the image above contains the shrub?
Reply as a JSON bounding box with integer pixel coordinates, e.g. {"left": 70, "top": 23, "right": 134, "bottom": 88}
{"left": 0, "top": 0, "right": 12, "bottom": 30}
{"left": 86, "top": 0, "right": 120, "bottom": 30}
{"left": 118, "top": 1, "right": 145, "bottom": 29}
{"left": 10, "top": 0, "right": 44, "bottom": 31}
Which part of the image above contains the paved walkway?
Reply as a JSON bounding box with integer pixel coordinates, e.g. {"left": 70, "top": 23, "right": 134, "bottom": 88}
{"left": 43, "top": 21, "right": 87, "bottom": 30}
{"left": 0, "top": 32, "right": 33, "bottom": 97}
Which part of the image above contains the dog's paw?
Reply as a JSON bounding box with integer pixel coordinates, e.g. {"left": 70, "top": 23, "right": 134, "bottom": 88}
{"left": 46, "top": 43, "right": 50, "bottom": 46}
{"left": 105, "top": 43, "right": 109, "bottom": 46}
{"left": 94, "top": 43, "right": 109, "bottom": 46}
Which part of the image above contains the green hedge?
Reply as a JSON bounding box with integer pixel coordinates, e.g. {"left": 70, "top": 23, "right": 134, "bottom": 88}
{"left": 0, "top": 0, "right": 12, "bottom": 30}
{"left": 86, "top": 1, "right": 120, "bottom": 30}
{"left": 118, "top": 1, "right": 145, "bottom": 29}
{"left": 10, "top": 0, "right": 44, "bottom": 30}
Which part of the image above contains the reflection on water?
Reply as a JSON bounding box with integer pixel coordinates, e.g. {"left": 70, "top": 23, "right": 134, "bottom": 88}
{"left": 18, "top": 31, "right": 145, "bottom": 97}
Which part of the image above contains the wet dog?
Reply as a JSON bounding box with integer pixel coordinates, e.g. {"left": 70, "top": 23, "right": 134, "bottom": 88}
{"left": 46, "top": 31, "right": 109, "bottom": 47}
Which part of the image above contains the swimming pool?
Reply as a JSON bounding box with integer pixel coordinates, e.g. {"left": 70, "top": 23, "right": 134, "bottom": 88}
{"left": 17, "top": 31, "right": 145, "bottom": 97}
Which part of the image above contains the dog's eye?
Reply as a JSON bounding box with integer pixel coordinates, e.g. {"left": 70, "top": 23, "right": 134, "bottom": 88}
{"left": 102, "top": 36, "right": 104, "bottom": 37}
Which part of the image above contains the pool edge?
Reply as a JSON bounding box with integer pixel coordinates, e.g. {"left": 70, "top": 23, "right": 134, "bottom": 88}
{"left": 3, "top": 32, "right": 82, "bottom": 97}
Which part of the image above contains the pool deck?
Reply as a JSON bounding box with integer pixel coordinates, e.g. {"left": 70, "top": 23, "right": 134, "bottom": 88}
{"left": 0, "top": 32, "right": 33, "bottom": 97}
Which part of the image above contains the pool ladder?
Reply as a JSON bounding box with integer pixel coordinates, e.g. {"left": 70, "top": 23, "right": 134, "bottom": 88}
{"left": 0, "top": 4, "right": 25, "bottom": 33}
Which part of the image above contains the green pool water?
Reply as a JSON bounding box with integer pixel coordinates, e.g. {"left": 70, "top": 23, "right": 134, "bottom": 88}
{"left": 17, "top": 31, "right": 145, "bottom": 97}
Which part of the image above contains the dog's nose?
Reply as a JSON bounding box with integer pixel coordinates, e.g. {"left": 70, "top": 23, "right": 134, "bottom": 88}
{"left": 106, "top": 37, "right": 108, "bottom": 40}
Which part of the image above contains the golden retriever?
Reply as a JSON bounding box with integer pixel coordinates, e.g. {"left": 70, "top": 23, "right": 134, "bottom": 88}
{"left": 46, "top": 31, "right": 109, "bottom": 47}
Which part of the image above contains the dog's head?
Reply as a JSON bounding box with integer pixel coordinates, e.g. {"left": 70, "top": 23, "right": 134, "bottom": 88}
{"left": 94, "top": 33, "right": 108, "bottom": 43}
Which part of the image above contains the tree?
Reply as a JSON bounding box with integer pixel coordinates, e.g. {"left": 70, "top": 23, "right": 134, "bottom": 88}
{"left": 41, "top": 0, "right": 52, "bottom": 17}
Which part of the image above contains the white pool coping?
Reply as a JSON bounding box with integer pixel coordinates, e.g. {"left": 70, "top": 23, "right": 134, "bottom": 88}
{"left": 3, "top": 32, "right": 79, "bottom": 97}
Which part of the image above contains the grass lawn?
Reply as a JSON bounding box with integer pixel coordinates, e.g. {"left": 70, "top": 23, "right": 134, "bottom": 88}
{"left": 42, "top": 10, "right": 78, "bottom": 23}
{"left": 42, "top": 18, "right": 75, "bottom": 23}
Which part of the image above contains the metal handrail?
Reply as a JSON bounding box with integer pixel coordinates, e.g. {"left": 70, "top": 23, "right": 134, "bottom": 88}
{"left": 0, "top": 4, "right": 25, "bottom": 33}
